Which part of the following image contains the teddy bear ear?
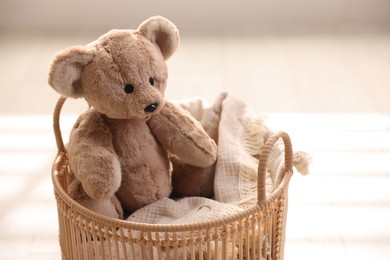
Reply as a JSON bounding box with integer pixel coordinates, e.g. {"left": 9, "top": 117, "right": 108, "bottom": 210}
{"left": 137, "top": 16, "right": 180, "bottom": 60}
{"left": 48, "top": 45, "right": 95, "bottom": 98}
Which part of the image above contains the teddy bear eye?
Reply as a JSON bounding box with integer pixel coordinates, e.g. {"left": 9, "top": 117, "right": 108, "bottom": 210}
{"left": 124, "top": 84, "right": 134, "bottom": 94}
{"left": 149, "top": 77, "right": 155, "bottom": 86}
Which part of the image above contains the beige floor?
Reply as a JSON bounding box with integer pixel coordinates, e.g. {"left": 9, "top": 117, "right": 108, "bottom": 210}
{"left": 0, "top": 27, "right": 390, "bottom": 259}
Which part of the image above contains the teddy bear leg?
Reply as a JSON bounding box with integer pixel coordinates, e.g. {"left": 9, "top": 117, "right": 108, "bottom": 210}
{"left": 68, "top": 179, "right": 123, "bottom": 219}
{"left": 171, "top": 154, "right": 216, "bottom": 198}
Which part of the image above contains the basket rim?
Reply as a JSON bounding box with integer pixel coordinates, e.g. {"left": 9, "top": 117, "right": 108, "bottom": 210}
{"left": 52, "top": 151, "right": 293, "bottom": 232}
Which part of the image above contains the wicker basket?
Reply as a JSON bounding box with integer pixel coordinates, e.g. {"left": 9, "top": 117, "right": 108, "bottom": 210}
{"left": 51, "top": 96, "right": 294, "bottom": 260}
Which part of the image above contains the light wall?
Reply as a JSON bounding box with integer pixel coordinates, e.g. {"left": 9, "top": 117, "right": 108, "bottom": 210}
{"left": 0, "top": 0, "right": 389, "bottom": 34}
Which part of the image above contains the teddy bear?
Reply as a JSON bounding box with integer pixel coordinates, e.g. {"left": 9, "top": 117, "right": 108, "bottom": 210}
{"left": 48, "top": 16, "right": 217, "bottom": 219}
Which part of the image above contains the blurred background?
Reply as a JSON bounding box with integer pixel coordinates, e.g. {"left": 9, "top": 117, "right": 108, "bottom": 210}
{"left": 0, "top": 0, "right": 389, "bottom": 259}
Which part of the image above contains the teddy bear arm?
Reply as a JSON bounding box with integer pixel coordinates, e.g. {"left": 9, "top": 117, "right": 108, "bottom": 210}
{"left": 67, "top": 111, "right": 122, "bottom": 200}
{"left": 148, "top": 101, "right": 217, "bottom": 167}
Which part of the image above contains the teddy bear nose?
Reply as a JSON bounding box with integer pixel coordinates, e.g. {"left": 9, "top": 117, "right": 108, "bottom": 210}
{"left": 144, "top": 102, "right": 159, "bottom": 113}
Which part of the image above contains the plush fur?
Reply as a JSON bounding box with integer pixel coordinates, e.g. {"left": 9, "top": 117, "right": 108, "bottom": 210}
{"left": 48, "top": 16, "right": 217, "bottom": 218}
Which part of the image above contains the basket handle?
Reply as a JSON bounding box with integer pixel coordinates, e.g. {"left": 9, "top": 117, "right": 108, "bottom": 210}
{"left": 257, "top": 131, "right": 293, "bottom": 204}
{"left": 53, "top": 96, "right": 67, "bottom": 154}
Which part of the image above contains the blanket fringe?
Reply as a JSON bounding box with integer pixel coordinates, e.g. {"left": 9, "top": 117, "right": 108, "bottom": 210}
{"left": 238, "top": 113, "right": 273, "bottom": 208}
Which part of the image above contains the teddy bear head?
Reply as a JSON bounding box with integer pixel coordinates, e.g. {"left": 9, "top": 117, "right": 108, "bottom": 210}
{"left": 48, "top": 16, "right": 179, "bottom": 119}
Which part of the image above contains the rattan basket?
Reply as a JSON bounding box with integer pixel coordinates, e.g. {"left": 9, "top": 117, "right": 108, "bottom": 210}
{"left": 51, "top": 96, "right": 294, "bottom": 260}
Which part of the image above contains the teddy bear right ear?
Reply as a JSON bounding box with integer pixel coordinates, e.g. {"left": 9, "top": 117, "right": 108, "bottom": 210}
{"left": 48, "top": 45, "right": 95, "bottom": 98}
{"left": 137, "top": 16, "right": 180, "bottom": 61}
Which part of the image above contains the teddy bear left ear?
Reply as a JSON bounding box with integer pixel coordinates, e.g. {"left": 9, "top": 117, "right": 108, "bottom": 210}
{"left": 137, "top": 16, "right": 180, "bottom": 60}
{"left": 48, "top": 45, "right": 95, "bottom": 98}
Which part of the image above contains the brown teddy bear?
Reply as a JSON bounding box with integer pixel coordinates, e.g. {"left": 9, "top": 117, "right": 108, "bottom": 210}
{"left": 48, "top": 16, "right": 217, "bottom": 219}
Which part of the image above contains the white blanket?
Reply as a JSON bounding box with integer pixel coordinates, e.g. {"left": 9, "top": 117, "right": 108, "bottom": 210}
{"left": 128, "top": 92, "right": 311, "bottom": 223}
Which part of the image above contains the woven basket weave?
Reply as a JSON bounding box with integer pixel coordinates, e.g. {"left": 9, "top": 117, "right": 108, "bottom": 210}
{"left": 51, "top": 96, "right": 294, "bottom": 260}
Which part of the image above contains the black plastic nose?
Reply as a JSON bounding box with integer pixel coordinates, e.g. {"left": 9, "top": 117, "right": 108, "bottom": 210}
{"left": 144, "top": 103, "right": 158, "bottom": 113}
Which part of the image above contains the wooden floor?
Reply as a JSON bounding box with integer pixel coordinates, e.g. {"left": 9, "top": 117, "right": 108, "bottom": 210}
{"left": 0, "top": 27, "right": 389, "bottom": 259}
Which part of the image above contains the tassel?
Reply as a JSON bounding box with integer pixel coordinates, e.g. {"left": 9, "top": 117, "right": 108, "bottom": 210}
{"left": 293, "top": 151, "right": 312, "bottom": 176}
